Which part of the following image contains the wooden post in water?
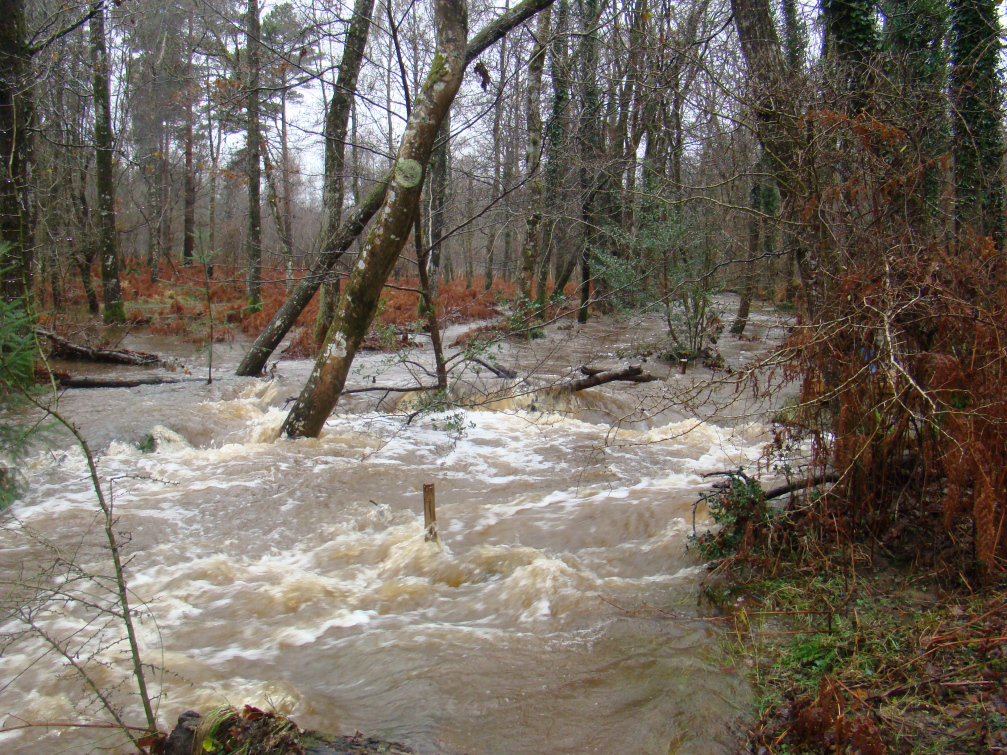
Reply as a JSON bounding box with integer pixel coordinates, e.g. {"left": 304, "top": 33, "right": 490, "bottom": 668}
{"left": 679, "top": 358, "right": 688, "bottom": 375}
{"left": 423, "top": 482, "right": 439, "bottom": 543}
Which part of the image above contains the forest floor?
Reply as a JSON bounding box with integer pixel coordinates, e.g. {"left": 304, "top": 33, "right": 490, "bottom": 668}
{"left": 715, "top": 504, "right": 1007, "bottom": 754}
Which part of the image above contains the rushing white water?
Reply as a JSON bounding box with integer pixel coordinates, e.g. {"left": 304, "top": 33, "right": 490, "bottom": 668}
{"left": 0, "top": 308, "right": 789, "bottom": 754}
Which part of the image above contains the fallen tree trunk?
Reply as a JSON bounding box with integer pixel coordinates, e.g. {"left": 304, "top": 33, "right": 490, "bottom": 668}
{"left": 764, "top": 473, "right": 840, "bottom": 500}
{"left": 56, "top": 375, "right": 201, "bottom": 389}
{"left": 552, "top": 364, "right": 643, "bottom": 394}
{"left": 37, "top": 330, "right": 160, "bottom": 366}
{"left": 580, "top": 364, "right": 658, "bottom": 383}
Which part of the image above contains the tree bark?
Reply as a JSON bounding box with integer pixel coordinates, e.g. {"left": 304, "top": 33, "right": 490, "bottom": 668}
{"left": 183, "top": 14, "right": 195, "bottom": 267}
{"left": 91, "top": 3, "right": 125, "bottom": 323}
{"left": 316, "top": 0, "right": 375, "bottom": 338}
{"left": 428, "top": 114, "right": 450, "bottom": 296}
{"left": 577, "top": 0, "right": 602, "bottom": 324}
{"left": 518, "top": 7, "right": 549, "bottom": 301}
{"left": 238, "top": 0, "right": 560, "bottom": 384}
{"left": 38, "top": 330, "right": 160, "bottom": 365}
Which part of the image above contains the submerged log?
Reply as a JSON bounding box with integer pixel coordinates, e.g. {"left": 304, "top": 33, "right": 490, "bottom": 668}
{"left": 580, "top": 364, "right": 658, "bottom": 383}
{"left": 37, "top": 330, "right": 160, "bottom": 366}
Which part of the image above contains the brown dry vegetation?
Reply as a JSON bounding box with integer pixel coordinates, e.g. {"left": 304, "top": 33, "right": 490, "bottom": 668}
{"left": 38, "top": 264, "right": 521, "bottom": 355}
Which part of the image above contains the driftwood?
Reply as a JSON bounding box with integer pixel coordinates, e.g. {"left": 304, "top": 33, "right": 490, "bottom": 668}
{"left": 580, "top": 364, "right": 658, "bottom": 383}
{"left": 37, "top": 330, "right": 160, "bottom": 366}
{"left": 55, "top": 375, "right": 201, "bottom": 389}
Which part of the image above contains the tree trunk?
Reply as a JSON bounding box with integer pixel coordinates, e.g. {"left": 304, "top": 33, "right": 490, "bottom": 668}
{"left": 91, "top": 4, "right": 125, "bottom": 323}
{"left": 183, "top": 15, "right": 195, "bottom": 267}
{"left": 577, "top": 0, "right": 602, "bottom": 324}
{"left": 519, "top": 6, "right": 550, "bottom": 301}
{"left": 536, "top": 0, "right": 568, "bottom": 306}
{"left": 415, "top": 212, "right": 448, "bottom": 390}
{"left": 281, "top": 0, "right": 470, "bottom": 439}
{"left": 950, "top": 0, "right": 1006, "bottom": 249}
{"left": 428, "top": 113, "right": 450, "bottom": 297}
{"left": 280, "top": 88, "right": 295, "bottom": 288}
{"left": 241, "top": 0, "right": 560, "bottom": 384}
{"left": 0, "top": 0, "right": 30, "bottom": 303}
{"left": 731, "top": 171, "right": 760, "bottom": 336}
{"left": 245, "top": 0, "right": 262, "bottom": 307}
{"left": 731, "top": 0, "right": 813, "bottom": 316}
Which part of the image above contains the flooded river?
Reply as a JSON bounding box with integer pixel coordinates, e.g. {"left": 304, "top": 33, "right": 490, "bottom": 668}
{"left": 0, "top": 306, "right": 788, "bottom": 754}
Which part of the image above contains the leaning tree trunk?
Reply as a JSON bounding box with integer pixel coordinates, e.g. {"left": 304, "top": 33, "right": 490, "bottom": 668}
{"left": 236, "top": 176, "right": 389, "bottom": 376}
{"left": 281, "top": 0, "right": 469, "bottom": 439}
{"left": 316, "top": 0, "right": 375, "bottom": 341}
{"left": 91, "top": 4, "right": 125, "bottom": 323}
{"left": 245, "top": 0, "right": 262, "bottom": 307}
{"left": 239, "top": 0, "right": 558, "bottom": 381}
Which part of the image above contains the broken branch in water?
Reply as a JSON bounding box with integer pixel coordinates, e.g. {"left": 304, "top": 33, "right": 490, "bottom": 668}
{"left": 36, "top": 330, "right": 160, "bottom": 366}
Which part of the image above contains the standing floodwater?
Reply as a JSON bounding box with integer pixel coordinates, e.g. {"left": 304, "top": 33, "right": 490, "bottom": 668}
{"left": 0, "top": 311, "right": 787, "bottom": 754}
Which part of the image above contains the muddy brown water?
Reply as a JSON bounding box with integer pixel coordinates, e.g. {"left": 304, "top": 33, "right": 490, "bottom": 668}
{"left": 0, "top": 306, "right": 789, "bottom": 754}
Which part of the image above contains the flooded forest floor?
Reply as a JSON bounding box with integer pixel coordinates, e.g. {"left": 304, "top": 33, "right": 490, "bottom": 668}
{"left": 8, "top": 273, "right": 1006, "bottom": 754}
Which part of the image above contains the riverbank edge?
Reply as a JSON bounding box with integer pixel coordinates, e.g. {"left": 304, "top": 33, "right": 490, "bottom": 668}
{"left": 713, "top": 554, "right": 1007, "bottom": 754}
